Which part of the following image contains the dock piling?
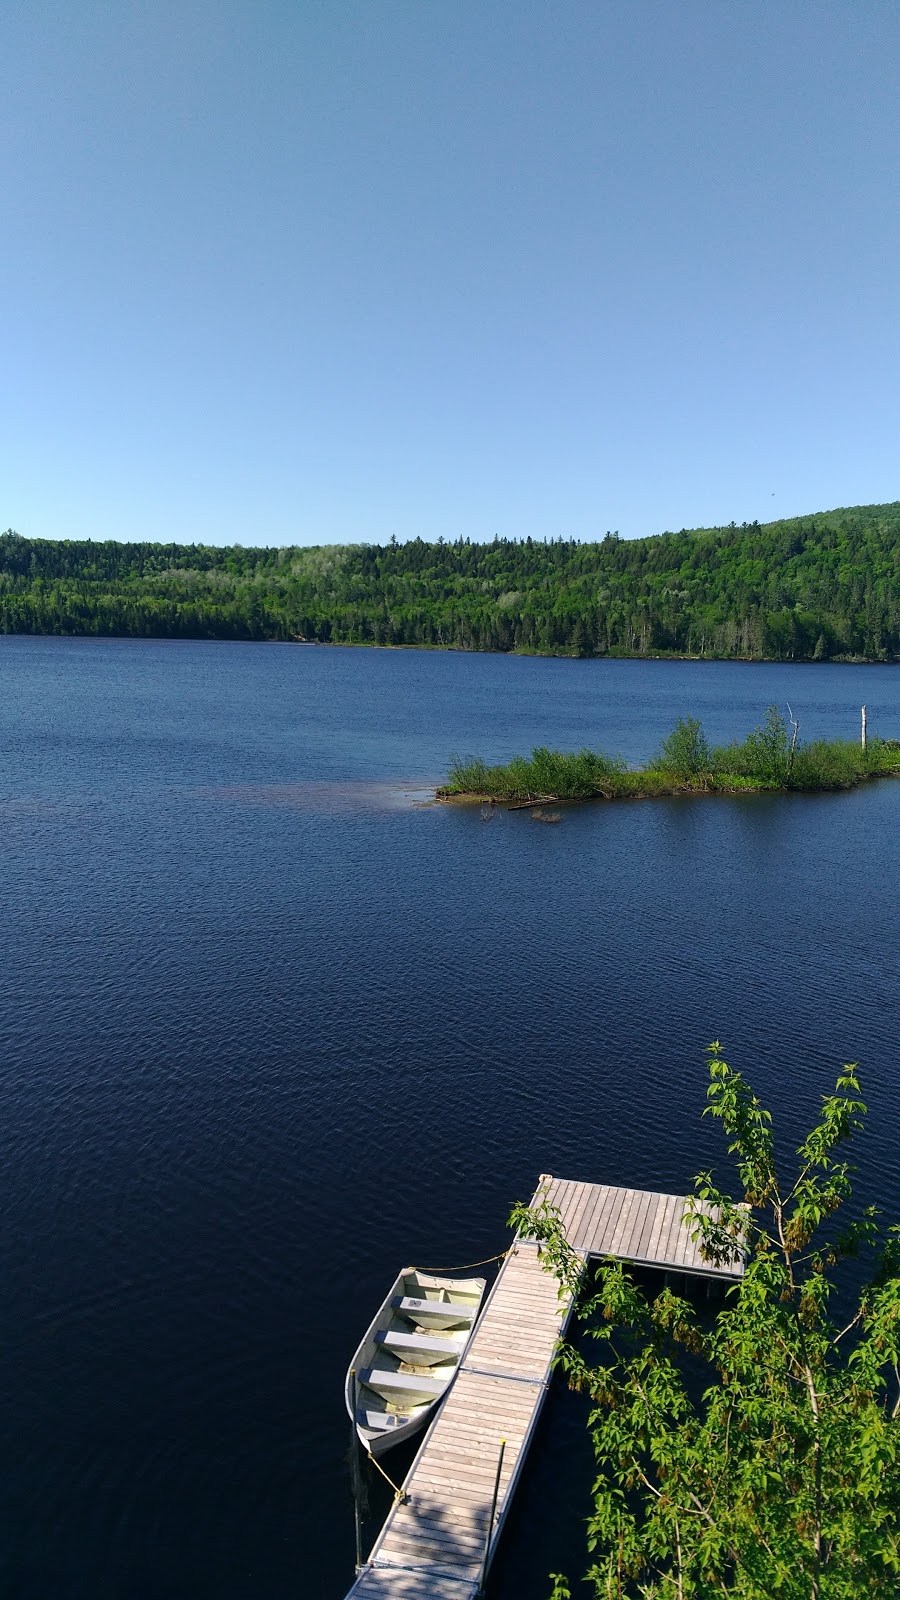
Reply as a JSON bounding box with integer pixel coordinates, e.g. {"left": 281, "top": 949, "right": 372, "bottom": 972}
{"left": 477, "top": 1437, "right": 506, "bottom": 1594}
{"left": 349, "top": 1368, "right": 363, "bottom": 1573}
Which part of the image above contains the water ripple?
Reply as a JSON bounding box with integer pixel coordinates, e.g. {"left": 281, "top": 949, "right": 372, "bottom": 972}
{"left": 0, "top": 639, "right": 898, "bottom": 1598}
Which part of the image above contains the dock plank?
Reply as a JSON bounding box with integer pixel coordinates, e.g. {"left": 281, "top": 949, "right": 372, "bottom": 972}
{"left": 348, "top": 1571, "right": 478, "bottom": 1600}
{"left": 609, "top": 1187, "right": 639, "bottom": 1257}
{"left": 573, "top": 1180, "right": 609, "bottom": 1250}
{"left": 635, "top": 1192, "right": 663, "bottom": 1262}
{"left": 579, "top": 1180, "right": 619, "bottom": 1254}
{"left": 590, "top": 1184, "right": 629, "bottom": 1256}
{"left": 620, "top": 1188, "right": 655, "bottom": 1260}
{"left": 647, "top": 1192, "right": 675, "bottom": 1265}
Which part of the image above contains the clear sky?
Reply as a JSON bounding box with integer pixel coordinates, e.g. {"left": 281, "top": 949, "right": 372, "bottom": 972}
{"left": 3, "top": 1, "right": 898, "bottom": 547}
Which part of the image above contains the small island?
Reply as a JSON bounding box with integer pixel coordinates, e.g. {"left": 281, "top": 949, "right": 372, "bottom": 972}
{"left": 439, "top": 708, "right": 900, "bottom": 805}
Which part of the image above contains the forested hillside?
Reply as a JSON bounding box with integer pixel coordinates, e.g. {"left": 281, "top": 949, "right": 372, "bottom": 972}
{"left": 2, "top": 501, "right": 899, "bottom": 660}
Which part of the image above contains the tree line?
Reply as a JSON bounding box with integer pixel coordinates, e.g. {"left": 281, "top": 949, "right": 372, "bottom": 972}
{"left": 1, "top": 499, "right": 899, "bottom": 660}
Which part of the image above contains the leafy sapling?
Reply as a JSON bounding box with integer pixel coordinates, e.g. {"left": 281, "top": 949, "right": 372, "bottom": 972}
{"left": 511, "top": 1046, "right": 900, "bottom": 1599}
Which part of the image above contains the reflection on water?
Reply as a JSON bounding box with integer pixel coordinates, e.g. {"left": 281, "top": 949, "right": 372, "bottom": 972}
{"left": 0, "top": 637, "right": 898, "bottom": 1600}
{"left": 190, "top": 780, "right": 435, "bottom": 812}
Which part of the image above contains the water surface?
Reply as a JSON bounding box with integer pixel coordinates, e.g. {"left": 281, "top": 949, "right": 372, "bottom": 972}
{"left": 1, "top": 639, "right": 898, "bottom": 1599}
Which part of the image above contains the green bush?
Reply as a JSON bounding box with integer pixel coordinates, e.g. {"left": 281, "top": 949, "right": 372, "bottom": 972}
{"left": 654, "top": 715, "right": 711, "bottom": 776}
{"left": 446, "top": 746, "right": 624, "bottom": 799}
{"left": 740, "top": 704, "right": 791, "bottom": 783}
{"left": 791, "top": 739, "right": 862, "bottom": 789}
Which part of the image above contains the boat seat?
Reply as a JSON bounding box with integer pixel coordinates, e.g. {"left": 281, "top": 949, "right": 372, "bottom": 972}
{"left": 357, "top": 1409, "right": 402, "bottom": 1432}
{"left": 361, "top": 1365, "right": 448, "bottom": 1397}
{"left": 392, "top": 1295, "right": 476, "bottom": 1321}
{"left": 376, "top": 1329, "right": 461, "bottom": 1365}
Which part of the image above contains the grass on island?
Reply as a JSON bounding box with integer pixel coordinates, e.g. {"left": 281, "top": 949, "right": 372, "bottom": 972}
{"left": 440, "top": 708, "right": 900, "bottom": 803}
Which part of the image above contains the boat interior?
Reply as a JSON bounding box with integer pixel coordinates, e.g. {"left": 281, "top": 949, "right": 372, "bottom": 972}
{"left": 355, "top": 1271, "right": 486, "bottom": 1438}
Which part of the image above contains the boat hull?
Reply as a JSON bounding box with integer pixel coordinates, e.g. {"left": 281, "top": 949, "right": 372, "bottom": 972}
{"left": 345, "top": 1269, "right": 487, "bottom": 1456}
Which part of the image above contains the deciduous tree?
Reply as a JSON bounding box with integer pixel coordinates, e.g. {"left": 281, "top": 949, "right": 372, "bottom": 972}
{"left": 510, "top": 1047, "right": 900, "bottom": 1598}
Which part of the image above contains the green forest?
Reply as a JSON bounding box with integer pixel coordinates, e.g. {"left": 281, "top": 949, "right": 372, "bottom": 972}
{"left": 1, "top": 499, "right": 899, "bottom": 660}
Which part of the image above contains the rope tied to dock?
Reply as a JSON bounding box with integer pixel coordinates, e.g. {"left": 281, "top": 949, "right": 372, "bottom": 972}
{"left": 411, "top": 1248, "right": 510, "bottom": 1273}
{"left": 365, "top": 1449, "right": 408, "bottom": 1503}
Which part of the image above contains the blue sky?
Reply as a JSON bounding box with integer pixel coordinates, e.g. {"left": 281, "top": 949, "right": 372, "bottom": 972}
{"left": 3, "top": 1, "right": 898, "bottom": 547}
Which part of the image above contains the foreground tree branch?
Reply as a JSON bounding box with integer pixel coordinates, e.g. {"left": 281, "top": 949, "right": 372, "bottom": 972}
{"left": 511, "top": 1047, "right": 900, "bottom": 1599}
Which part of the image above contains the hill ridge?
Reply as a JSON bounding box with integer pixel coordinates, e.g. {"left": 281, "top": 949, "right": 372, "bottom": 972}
{"left": 2, "top": 500, "right": 899, "bottom": 661}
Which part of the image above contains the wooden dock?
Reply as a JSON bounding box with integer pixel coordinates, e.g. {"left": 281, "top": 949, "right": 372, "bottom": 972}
{"left": 345, "top": 1174, "right": 744, "bottom": 1599}
{"left": 537, "top": 1174, "right": 744, "bottom": 1280}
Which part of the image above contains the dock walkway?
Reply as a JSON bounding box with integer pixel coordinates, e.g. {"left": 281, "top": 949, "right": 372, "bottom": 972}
{"left": 346, "top": 1174, "right": 743, "bottom": 1599}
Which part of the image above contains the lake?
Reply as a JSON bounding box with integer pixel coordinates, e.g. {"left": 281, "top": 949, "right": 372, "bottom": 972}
{"left": 1, "top": 637, "right": 899, "bottom": 1599}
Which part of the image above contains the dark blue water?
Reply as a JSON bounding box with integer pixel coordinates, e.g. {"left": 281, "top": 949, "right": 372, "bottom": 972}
{"left": 1, "top": 638, "right": 899, "bottom": 1600}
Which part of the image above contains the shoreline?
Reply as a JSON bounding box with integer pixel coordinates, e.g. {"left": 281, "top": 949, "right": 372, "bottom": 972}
{"left": 438, "top": 763, "right": 900, "bottom": 809}
{"left": 0, "top": 630, "right": 897, "bottom": 665}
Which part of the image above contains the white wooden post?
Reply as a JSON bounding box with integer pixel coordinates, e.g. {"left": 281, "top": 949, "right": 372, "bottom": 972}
{"left": 861, "top": 705, "right": 867, "bottom": 751}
